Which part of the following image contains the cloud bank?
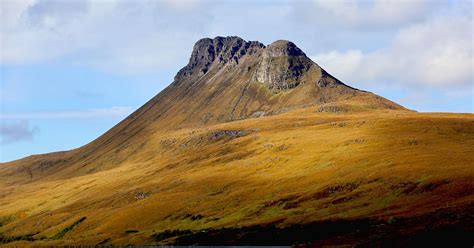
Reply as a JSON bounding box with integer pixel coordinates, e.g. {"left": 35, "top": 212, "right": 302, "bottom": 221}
{"left": 311, "top": 11, "right": 473, "bottom": 89}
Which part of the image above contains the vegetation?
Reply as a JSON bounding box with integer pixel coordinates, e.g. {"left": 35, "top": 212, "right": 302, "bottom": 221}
{"left": 0, "top": 36, "right": 471, "bottom": 245}
{"left": 151, "top": 206, "right": 473, "bottom": 246}
{"left": 51, "top": 217, "right": 86, "bottom": 240}
{"left": 152, "top": 229, "right": 193, "bottom": 242}
{"left": 0, "top": 109, "right": 471, "bottom": 245}
{"left": 0, "top": 233, "right": 36, "bottom": 244}
{"left": 0, "top": 216, "right": 14, "bottom": 227}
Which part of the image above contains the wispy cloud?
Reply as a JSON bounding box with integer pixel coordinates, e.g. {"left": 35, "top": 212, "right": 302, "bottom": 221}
{"left": 0, "top": 106, "right": 135, "bottom": 120}
{"left": 0, "top": 121, "right": 38, "bottom": 144}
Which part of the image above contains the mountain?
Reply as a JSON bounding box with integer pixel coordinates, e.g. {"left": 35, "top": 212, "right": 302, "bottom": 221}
{"left": 0, "top": 37, "right": 403, "bottom": 183}
{"left": 0, "top": 37, "right": 472, "bottom": 246}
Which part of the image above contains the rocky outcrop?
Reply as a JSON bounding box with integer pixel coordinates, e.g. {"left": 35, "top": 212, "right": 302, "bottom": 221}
{"left": 263, "top": 40, "right": 306, "bottom": 57}
{"left": 208, "top": 130, "right": 247, "bottom": 140}
{"left": 174, "top": 36, "right": 355, "bottom": 96}
{"left": 254, "top": 40, "right": 314, "bottom": 93}
{"left": 316, "top": 104, "right": 348, "bottom": 113}
{"left": 175, "top": 36, "right": 264, "bottom": 80}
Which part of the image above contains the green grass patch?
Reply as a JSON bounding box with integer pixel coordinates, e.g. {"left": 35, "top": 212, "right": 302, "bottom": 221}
{"left": 416, "top": 175, "right": 432, "bottom": 184}
{"left": 51, "top": 216, "right": 86, "bottom": 240}
{"left": 0, "top": 232, "right": 36, "bottom": 244}
{"left": 0, "top": 216, "right": 15, "bottom": 227}
{"left": 377, "top": 193, "right": 397, "bottom": 209}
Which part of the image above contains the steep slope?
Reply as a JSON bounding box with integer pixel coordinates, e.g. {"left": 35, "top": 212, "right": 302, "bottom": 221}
{"left": 0, "top": 36, "right": 403, "bottom": 184}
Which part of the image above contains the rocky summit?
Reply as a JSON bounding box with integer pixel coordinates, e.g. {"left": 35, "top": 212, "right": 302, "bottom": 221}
{"left": 145, "top": 36, "right": 403, "bottom": 128}
{"left": 1, "top": 36, "right": 472, "bottom": 246}
{"left": 176, "top": 36, "right": 265, "bottom": 79}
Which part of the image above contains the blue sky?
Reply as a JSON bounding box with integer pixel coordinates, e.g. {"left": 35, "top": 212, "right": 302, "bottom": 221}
{"left": 1, "top": 0, "right": 473, "bottom": 162}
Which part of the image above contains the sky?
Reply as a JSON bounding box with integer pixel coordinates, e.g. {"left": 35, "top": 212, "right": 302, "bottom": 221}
{"left": 0, "top": 0, "right": 473, "bottom": 162}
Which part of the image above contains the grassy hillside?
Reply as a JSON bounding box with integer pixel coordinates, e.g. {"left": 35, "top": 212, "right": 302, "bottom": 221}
{"left": 0, "top": 37, "right": 471, "bottom": 246}
{"left": 1, "top": 105, "right": 473, "bottom": 246}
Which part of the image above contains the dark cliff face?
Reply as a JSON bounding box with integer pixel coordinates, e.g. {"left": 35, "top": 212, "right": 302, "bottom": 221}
{"left": 175, "top": 36, "right": 265, "bottom": 80}
{"left": 174, "top": 36, "right": 332, "bottom": 93}
{"left": 254, "top": 40, "right": 314, "bottom": 92}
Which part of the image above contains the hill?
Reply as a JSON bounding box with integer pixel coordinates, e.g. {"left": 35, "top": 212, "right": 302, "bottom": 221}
{"left": 0, "top": 37, "right": 472, "bottom": 246}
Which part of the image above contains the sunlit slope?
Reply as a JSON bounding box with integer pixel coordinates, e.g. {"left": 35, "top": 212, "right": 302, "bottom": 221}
{"left": 0, "top": 36, "right": 470, "bottom": 245}
{"left": 0, "top": 37, "right": 404, "bottom": 184}
{"left": 0, "top": 108, "right": 472, "bottom": 245}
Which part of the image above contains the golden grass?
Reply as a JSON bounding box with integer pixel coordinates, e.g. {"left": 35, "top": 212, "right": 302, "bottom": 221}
{"left": 0, "top": 107, "right": 473, "bottom": 245}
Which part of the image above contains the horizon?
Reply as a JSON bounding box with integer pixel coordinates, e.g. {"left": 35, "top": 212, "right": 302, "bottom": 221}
{"left": 1, "top": 0, "right": 473, "bottom": 162}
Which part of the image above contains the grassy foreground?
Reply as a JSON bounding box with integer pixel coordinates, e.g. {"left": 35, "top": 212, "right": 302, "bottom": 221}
{"left": 0, "top": 107, "right": 473, "bottom": 245}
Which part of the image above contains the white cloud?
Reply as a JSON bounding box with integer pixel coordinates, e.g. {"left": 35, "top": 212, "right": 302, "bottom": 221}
{"left": 0, "top": 0, "right": 210, "bottom": 72}
{"left": 302, "top": 0, "right": 442, "bottom": 30}
{"left": 0, "top": 106, "right": 135, "bottom": 120}
{"left": 313, "top": 50, "right": 363, "bottom": 80}
{"left": 311, "top": 12, "right": 473, "bottom": 88}
{"left": 1, "top": 0, "right": 88, "bottom": 64}
{"left": 0, "top": 120, "right": 38, "bottom": 144}
{"left": 160, "top": 0, "right": 200, "bottom": 11}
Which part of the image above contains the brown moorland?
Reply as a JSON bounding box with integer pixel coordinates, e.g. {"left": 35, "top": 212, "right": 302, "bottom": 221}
{"left": 0, "top": 37, "right": 472, "bottom": 246}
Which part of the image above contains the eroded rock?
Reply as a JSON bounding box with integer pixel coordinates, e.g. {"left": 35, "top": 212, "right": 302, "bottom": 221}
{"left": 254, "top": 40, "right": 313, "bottom": 93}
